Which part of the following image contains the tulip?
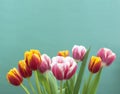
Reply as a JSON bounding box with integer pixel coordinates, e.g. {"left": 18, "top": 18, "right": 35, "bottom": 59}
{"left": 6, "top": 68, "right": 23, "bottom": 86}
{"left": 18, "top": 60, "right": 32, "bottom": 78}
{"left": 72, "top": 45, "right": 86, "bottom": 62}
{"left": 24, "top": 50, "right": 42, "bottom": 94}
{"left": 51, "top": 56, "right": 77, "bottom": 80}
{"left": 97, "top": 48, "right": 116, "bottom": 66}
{"left": 88, "top": 56, "right": 102, "bottom": 73}
{"left": 24, "top": 49, "right": 42, "bottom": 70}
{"left": 38, "top": 54, "right": 51, "bottom": 73}
{"left": 65, "top": 57, "right": 77, "bottom": 79}
{"left": 57, "top": 50, "right": 69, "bottom": 57}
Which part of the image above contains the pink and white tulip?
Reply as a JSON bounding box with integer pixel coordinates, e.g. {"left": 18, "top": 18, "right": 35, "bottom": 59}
{"left": 51, "top": 56, "right": 77, "bottom": 80}
{"left": 97, "top": 48, "right": 116, "bottom": 66}
{"left": 72, "top": 45, "right": 87, "bottom": 62}
{"left": 38, "top": 54, "right": 51, "bottom": 73}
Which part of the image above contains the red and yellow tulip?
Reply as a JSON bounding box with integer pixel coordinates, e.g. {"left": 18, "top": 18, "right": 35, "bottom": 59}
{"left": 18, "top": 60, "right": 32, "bottom": 78}
{"left": 24, "top": 49, "right": 42, "bottom": 70}
{"left": 6, "top": 68, "right": 23, "bottom": 86}
{"left": 58, "top": 50, "right": 69, "bottom": 57}
{"left": 88, "top": 56, "right": 102, "bottom": 73}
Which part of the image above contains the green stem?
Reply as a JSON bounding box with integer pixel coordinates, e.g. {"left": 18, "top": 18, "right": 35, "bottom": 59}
{"left": 34, "top": 71, "right": 42, "bottom": 94}
{"left": 27, "top": 78, "right": 36, "bottom": 94}
{"left": 90, "top": 68, "right": 103, "bottom": 94}
{"left": 20, "top": 83, "right": 30, "bottom": 94}
{"left": 60, "top": 81, "right": 63, "bottom": 94}
{"left": 46, "top": 73, "right": 51, "bottom": 94}
{"left": 86, "top": 73, "right": 93, "bottom": 94}
{"left": 73, "top": 48, "right": 90, "bottom": 94}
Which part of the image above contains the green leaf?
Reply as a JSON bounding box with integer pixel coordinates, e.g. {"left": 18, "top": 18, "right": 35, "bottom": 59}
{"left": 64, "top": 74, "right": 77, "bottom": 94}
{"left": 37, "top": 71, "right": 58, "bottom": 94}
{"left": 64, "top": 81, "right": 70, "bottom": 94}
{"left": 89, "top": 68, "right": 103, "bottom": 94}
{"left": 81, "top": 79, "right": 87, "bottom": 94}
{"left": 58, "top": 88, "right": 65, "bottom": 94}
{"left": 82, "top": 73, "right": 93, "bottom": 94}
{"left": 34, "top": 71, "right": 42, "bottom": 94}
{"left": 69, "top": 74, "right": 77, "bottom": 94}
{"left": 73, "top": 48, "right": 91, "bottom": 94}
{"left": 47, "top": 72, "right": 58, "bottom": 94}
{"left": 37, "top": 70, "right": 47, "bottom": 81}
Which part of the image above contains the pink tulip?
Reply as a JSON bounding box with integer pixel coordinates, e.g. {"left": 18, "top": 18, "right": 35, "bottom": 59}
{"left": 38, "top": 54, "right": 51, "bottom": 73}
{"left": 97, "top": 48, "right": 116, "bottom": 66}
{"left": 72, "top": 45, "right": 87, "bottom": 62}
{"left": 51, "top": 56, "right": 77, "bottom": 80}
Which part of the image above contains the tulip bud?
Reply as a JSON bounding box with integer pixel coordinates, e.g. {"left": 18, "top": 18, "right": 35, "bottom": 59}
{"left": 38, "top": 54, "right": 51, "bottom": 73}
{"left": 88, "top": 56, "right": 102, "bottom": 73}
{"left": 97, "top": 48, "right": 116, "bottom": 66}
{"left": 72, "top": 45, "right": 86, "bottom": 62}
{"left": 51, "top": 56, "right": 77, "bottom": 80}
{"left": 65, "top": 57, "right": 77, "bottom": 79}
{"left": 18, "top": 60, "right": 32, "bottom": 78}
{"left": 58, "top": 50, "right": 69, "bottom": 57}
{"left": 24, "top": 49, "right": 42, "bottom": 70}
{"left": 6, "top": 68, "right": 23, "bottom": 86}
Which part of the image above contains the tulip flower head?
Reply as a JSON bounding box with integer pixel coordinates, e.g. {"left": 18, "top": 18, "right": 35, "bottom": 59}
{"left": 88, "top": 56, "right": 102, "bottom": 73}
{"left": 58, "top": 50, "right": 69, "bottom": 57}
{"left": 51, "top": 56, "right": 77, "bottom": 80}
{"left": 97, "top": 48, "right": 116, "bottom": 66}
{"left": 24, "top": 49, "right": 42, "bottom": 70}
{"left": 38, "top": 54, "right": 51, "bottom": 73}
{"left": 6, "top": 68, "right": 23, "bottom": 86}
{"left": 72, "top": 45, "right": 86, "bottom": 62}
{"left": 18, "top": 60, "right": 32, "bottom": 78}
{"left": 5, "top": 46, "right": 117, "bottom": 94}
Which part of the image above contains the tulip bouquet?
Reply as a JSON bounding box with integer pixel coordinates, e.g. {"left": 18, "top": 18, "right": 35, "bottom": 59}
{"left": 6, "top": 45, "right": 116, "bottom": 94}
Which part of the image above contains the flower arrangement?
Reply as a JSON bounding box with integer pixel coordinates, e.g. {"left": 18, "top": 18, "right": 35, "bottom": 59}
{"left": 6, "top": 45, "right": 116, "bottom": 94}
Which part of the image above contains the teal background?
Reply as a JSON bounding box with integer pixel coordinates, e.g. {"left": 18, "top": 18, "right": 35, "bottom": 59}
{"left": 0, "top": 0, "right": 120, "bottom": 94}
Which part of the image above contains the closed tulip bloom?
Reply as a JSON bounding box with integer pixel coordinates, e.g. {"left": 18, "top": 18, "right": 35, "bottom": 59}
{"left": 18, "top": 60, "right": 32, "bottom": 78}
{"left": 38, "top": 54, "right": 51, "bottom": 73}
{"left": 51, "top": 56, "right": 77, "bottom": 80}
{"left": 72, "top": 45, "right": 86, "bottom": 62}
{"left": 58, "top": 50, "right": 69, "bottom": 57}
{"left": 6, "top": 68, "right": 23, "bottom": 86}
{"left": 65, "top": 57, "right": 77, "bottom": 79}
{"left": 88, "top": 56, "right": 102, "bottom": 73}
{"left": 24, "top": 49, "right": 42, "bottom": 70}
{"left": 97, "top": 48, "right": 116, "bottom": 66}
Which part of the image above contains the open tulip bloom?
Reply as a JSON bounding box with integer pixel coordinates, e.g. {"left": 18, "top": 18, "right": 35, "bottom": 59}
{"left": 6, "top": 46, "right": 116, "bottom": 94}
